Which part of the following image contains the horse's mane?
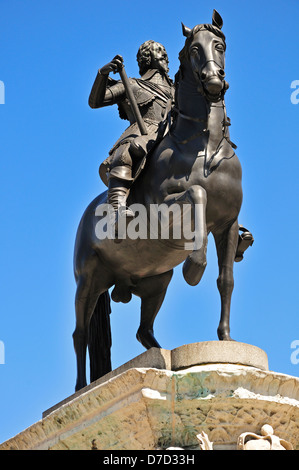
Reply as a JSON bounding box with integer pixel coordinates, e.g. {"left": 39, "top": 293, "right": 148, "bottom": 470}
{"left": 178, "top": 23, "right": 226, "bottom": 63}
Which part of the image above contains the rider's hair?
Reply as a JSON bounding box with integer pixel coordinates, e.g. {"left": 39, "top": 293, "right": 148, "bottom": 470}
{"left": 137, "top": 40, "right": 168, "bottom": 76}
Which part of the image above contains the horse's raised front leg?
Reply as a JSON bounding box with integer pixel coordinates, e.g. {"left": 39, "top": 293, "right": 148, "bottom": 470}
{"left": 181, "top": 185, "right": 208, "bottom": 286}
{"left": 163, "top": 185, "right": 207, "bottom": 286}
{"left": 213, "top": 220, "right": 239, "bottom": 341}
{"left": 134, "top": 270, "right": 173, "bottom": 349}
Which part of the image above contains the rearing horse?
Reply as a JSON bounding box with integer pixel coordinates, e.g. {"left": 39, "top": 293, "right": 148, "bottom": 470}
{"left": 73, "top": 11, "right": 244, "bottom": 391}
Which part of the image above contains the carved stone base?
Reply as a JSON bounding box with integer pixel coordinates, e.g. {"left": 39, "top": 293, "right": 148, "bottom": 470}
{"left": 0, "top": 342, "right": 298, "bottom": 450}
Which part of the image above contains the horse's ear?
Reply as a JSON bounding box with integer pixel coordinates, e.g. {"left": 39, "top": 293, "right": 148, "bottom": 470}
{"left": 212, "top": 9, "right": 223, "bottom": 29}
{"left": 181, "top": 22, "right": 192, "bottom": 38}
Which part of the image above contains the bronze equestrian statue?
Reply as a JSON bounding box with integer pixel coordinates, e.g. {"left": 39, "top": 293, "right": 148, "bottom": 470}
{"left": 73, "top": 10, "right": 253, "bottom": 391}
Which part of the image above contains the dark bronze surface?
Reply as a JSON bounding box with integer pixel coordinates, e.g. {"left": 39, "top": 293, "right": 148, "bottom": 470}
{"left": 73, "top": 10, "right": 253, "bottom": 391}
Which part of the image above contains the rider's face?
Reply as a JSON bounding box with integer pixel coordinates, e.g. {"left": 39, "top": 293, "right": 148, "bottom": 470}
{"left": 150, "top": 43, "right": 169, "bottom": 74}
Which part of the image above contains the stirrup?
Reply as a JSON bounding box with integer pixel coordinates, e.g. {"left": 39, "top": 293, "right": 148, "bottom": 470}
{"left": 235, "top": 225, "right": 254, "bottom": 262}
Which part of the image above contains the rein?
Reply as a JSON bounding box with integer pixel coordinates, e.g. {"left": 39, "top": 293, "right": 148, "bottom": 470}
{"left": 172, "top": 54, "right": 236, "bottom": 148}
{"left": 173, "top": 107, "right": 206, "bottom": 123}
{"left": 172, "top": 99, "right": 236, "bottom": 149}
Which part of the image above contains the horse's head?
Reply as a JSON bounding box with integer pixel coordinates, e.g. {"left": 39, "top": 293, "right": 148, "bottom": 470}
{"left": 180, "top": 10, "right": 228, "bottom": 101}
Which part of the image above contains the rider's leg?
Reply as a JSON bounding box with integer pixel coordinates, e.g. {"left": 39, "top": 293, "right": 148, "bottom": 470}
{"left": 108, "top": 168, "right": 134, "bottom": 218}
{"left": 108, "top": 146, "right": 134, "bottom": 218}
{"left": 129, "top": 136, "right": 147, "bottom": 159}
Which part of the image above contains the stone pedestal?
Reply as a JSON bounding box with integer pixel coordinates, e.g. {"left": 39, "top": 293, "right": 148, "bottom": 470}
{"left": 1, "top": 342, "right": 298, "bottom": 450}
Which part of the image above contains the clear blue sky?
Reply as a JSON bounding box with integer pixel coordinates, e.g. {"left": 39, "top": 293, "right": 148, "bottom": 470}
{"left": 0, "top": 0, "right": 298, "bottom": 444}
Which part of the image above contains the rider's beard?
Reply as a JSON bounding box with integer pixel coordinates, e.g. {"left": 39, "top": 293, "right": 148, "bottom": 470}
{"left": 158, "top": 59, "right": 169, "bottom": 75}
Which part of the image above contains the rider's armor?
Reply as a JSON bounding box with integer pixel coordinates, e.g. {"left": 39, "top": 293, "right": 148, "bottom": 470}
{"left": 89, "top": 68, "right": 175, "bottom": 218}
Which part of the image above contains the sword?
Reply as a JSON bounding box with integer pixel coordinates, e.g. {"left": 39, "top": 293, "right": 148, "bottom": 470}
{"left": 118, "top": 64, "right": 148, "bottom": 135}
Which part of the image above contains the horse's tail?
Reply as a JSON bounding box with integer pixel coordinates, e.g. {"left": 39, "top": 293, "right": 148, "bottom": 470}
{"left": 88, "top": 290, "right": 112, "bottom": 383}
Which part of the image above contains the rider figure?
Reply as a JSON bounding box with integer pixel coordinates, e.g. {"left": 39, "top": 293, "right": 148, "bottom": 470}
{"left": 89, "top": 40, "right": 175, "bottom": 220}
{"left": 88, "top": 41, "right": 253, "bottom": 260}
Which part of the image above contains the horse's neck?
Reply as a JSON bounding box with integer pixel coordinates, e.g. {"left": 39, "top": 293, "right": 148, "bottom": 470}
{"left": 176, "top": 71, "right": 226, "bottom": 152}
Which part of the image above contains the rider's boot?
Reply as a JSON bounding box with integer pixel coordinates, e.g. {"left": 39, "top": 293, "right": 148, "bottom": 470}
{"left": 107, "top": 166, "right": 134, "bottom": 232}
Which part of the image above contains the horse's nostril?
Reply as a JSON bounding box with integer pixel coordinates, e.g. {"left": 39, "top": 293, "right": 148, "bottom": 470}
{"left": 218, "top": 69, "right": 225, "bottom": 77}
{"left": 201, "top": 72, "right": 207, "bottom": 80}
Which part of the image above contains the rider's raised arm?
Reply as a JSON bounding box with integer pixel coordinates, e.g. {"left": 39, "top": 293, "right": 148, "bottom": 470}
{"left": 88, "top": 55, "right": 126, "bottom": 109}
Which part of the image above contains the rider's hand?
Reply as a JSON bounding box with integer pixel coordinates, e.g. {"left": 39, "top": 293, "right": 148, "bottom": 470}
{"left": 100, "top": 55, "right": 124, "bottom": 75}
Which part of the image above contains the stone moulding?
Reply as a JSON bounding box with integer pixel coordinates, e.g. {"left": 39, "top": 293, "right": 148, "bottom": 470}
{"left": 0, "top": 343, "right": 298, "bottom": 450}
{"left": 0, "top": 362, "right": 298, "bottom": 450}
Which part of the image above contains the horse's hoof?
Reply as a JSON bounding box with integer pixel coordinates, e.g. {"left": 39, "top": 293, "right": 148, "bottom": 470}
{"left": 217, "top": 327, "right": 235, "bottom": 341}
{"left": 235, "top": 226, "right": 254, "bottom": 262}
{"left": 219, "top": 336, "right": 235, "bottom": 341}
{"left": 183, "top": 256, "right": 207, "bottom": 286}
{"left": 136, "top": 328, "right": 162, "bottom": 350}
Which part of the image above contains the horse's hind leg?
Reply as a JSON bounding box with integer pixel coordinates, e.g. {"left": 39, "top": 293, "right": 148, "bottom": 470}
{"left": 73, "top": 250, "right": 112, "bottom": 391}
{"left": 213, "top": 220, "right": 239, "bottom": 341}
{"left": 134, "top": 270, "right": 173, "bottom": 349}
{"left": 73, "top": 274, "right": 100, "bottom": 391}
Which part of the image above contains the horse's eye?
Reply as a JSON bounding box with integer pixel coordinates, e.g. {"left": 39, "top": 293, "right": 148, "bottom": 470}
{"left": 190, "top": 47, "right": 199, "bottom": 56}
{"left": 215, "top": 43, "right": 224, "bottom": 52}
